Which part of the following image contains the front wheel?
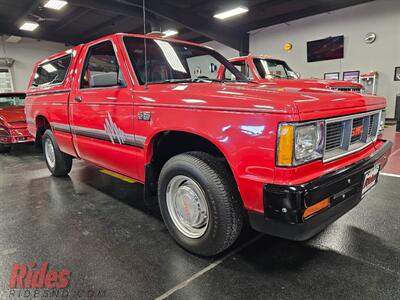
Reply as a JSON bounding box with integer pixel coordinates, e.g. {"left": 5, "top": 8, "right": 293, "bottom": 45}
{"left": 158, "top": 152, "right": 243, "bottom": 256}
{"left": 42, "top": 130, "right": 72, "bottom": 177}
{"left": 0, "top": 144, "right": 11, "bottom": 153}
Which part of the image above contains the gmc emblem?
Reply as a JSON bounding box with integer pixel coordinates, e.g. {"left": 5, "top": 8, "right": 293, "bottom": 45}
{"left": 352, "top": 125, "right": 363, "bottom": 137}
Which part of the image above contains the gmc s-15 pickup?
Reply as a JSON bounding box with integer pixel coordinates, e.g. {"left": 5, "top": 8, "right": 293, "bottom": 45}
{"left": 25, "top": 34, "right": 391, "bottom": 256}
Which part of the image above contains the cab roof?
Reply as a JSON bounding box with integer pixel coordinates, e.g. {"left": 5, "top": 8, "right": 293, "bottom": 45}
{"left": 38, "top": 33, "right": 207, "bottom": 65}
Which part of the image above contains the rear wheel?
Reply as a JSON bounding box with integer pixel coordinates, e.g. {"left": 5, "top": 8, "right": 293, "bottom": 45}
{"left": 158, "top": 152, "right": 243, "bottom": 256}
{"left": 42, "top": 130, "right": 72, "bottom": 177}
{"left": 0, "top": 144, "right": 11, "bottom": 153}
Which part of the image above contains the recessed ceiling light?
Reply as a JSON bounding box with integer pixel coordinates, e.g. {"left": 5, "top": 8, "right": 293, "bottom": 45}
{"left": 213, "top": 6, "right": 249, "bottom": 20}
{"left": 19, "top": 22, "right": 39, "bottom": 31}
{"left": 162, "top": 30, "right": 178, "bottom": 37}
{"left": 44, "top": 0, "right": 68, "bottom": 10}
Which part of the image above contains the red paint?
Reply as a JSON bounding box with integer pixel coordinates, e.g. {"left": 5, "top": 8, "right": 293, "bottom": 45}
{"left": 218, "top": 54, "right": 364, "bottom": 90}
{"left": 352, "top": 125, "right": 363, "bottom": 137}
{"left": 0, "top": 93, "right": 34, "bottom": 145}
{"left": 9, "top": 262, "right": 70, "bottom": 289}
{"left": 25, "top": 33, "right": 390, "bottom": 215}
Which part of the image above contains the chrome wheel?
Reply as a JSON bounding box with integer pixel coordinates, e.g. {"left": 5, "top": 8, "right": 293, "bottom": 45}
{"left": 166, "top": 175, "right": 209, "bottom": 239}
{"left": 44, "top": 138, "right": 56, "bottom": 169}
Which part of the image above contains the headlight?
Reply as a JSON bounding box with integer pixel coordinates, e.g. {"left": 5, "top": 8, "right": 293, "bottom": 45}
{"left": 277, "top": 122, "right": 324, "bottom": 166}
{"left": 379, "top": 110, "right": 386, "bottom": 132}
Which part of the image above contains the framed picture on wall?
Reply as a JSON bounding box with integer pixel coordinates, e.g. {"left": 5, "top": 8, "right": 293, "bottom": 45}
{"left": 343, "top": 71, "right": 360, "bottom": 83}
{"left": 324, "top": 72, "right": 340, "bottom": 80}
{"left": 394, "top": 67, "right": 400, "bottom": 81}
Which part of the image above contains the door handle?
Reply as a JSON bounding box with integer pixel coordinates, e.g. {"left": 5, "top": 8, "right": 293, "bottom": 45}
{"left": 74, "top": 96, "right": 82, "bottom": 102}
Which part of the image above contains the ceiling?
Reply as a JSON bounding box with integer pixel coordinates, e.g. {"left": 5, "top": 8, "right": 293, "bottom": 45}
{"left": 0, "top": 0, "right": 375, "bottom": 51}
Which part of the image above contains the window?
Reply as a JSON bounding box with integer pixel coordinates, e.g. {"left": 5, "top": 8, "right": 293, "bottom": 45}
{"left": 0, "top": 68, "right": 14, "bottom": 93}
{"left": 253, "top": 59, "right": 298, "bottom": 79}
{"left": 224, "top": 61, "right": 253, "bottom": 81}
{"left": 80, "top": 41, "right": 125, "bottom": 89}
{"left": 123, "top": 37, "right": 247, "bottom": 84}
{"left": 32, "top": 55, "right": 72, "bottom": 87}
{"left": 0, "top": 94, "right": 25, "bottom": 108}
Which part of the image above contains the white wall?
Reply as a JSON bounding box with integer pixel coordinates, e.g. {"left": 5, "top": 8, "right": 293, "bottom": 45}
{"left": 203, "top": 40, "right": 239, "bottom": 59}
{"left": 0, "top": 37, "right": 67, "bottom": 92}
{"left": 249, "top": 0, "right": 400, "bottom": 118}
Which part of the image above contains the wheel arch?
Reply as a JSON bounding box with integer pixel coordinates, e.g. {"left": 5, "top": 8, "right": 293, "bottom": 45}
{"left": 143, "top": 130, "right": 241, "bottom": 204}
{"left": 34, "top": 115, "right": 51, "bottom": 146}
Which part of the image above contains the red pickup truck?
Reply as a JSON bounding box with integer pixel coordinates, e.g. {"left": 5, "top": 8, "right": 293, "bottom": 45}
{"left": 25, "top": 33, "right": 391, "bottom": 256}
{"left": 0, "top": 92, "right": 34, "bottom": 153}
{"left": 218, "top": 54, "right": 364, "bottom": 92}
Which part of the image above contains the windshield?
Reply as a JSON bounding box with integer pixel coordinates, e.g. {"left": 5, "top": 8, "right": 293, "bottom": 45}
{"left": 253, "top": 58, "right": 299, "bottom": 79}
{"left": 123, "top": 37, "right": 248, "bottom": 84}
{"left": 0, "top": 94, "right": 25, "bottom": 108}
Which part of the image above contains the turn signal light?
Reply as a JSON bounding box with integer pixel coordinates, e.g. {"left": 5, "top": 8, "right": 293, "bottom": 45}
{"left": 303, "top": 198, "right": 331, "bottom": 219}
{"left": 277, "top": 125, "right": 294, "bottom": 166}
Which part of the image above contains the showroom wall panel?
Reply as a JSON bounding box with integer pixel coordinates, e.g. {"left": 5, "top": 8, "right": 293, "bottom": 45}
{"left": 0, "top": 37, "right": 67, "bottom": 92}
{"left": 203, "top": 40, "right": 239, "bottom": 60}
{"left": 249, "top": 0, "right": 400, "bottom": 118}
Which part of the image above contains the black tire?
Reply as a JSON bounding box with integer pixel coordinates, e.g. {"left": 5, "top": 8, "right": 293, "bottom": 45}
{"left": 0, "top": 144, "right": 11, "bottom": 153}
{"left": 158, "top": 151, "right": 243, "bottom": 256}
{"left": 42, "top": 129, "right": 72, "bottom": 177}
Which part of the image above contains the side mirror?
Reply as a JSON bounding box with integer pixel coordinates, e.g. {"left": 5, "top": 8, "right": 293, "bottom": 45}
{"left": 90, "top": 72, "right": 118, "bottom": 88}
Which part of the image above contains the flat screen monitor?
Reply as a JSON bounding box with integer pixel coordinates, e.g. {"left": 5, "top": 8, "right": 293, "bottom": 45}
{"left": 307, "top": 35, "right": 344, "bottom": 62}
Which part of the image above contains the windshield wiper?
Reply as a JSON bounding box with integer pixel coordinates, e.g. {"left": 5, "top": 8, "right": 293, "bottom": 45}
{"left": 155, "top": 77, "right": 252, "bottom": 84}
{"left": 192, "top": 76, "right": 223, "bottom": 83}
{"left": 156, "top": 78, "right": 193, "bottom": 84}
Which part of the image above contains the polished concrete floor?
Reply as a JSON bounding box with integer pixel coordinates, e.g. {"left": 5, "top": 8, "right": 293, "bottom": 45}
{"left": 0, "top": 140, "right": 399, "bottom": 300}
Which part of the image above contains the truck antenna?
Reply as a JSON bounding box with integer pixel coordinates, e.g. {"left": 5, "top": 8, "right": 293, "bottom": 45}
{"left": 142, "top": 0, "right": 148, "bottom": 90}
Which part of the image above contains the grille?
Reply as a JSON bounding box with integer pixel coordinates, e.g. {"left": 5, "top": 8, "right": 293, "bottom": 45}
{"left": 331, "top": 87, "right": 362, "bottom": 93}
{"left": 350, "top": 117, "right": 363, "bottom": 143}
{"left": 324, "top": 110, "right": 381, "bottom": 162}
{"left": 368, "top": 114, "right": 379, "bottom": 135}
{"left": 325, "top": 122, "right": 343, "bottom": 150}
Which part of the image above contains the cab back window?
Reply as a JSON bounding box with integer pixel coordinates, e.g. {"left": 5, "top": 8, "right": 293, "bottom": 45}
{"left": 0, "top": 94, "right": 25, "bottom": 107}
{"left": 32, "top": 55, "right": 72, "bottom": 87}
{"left": 224, "top": 61, "right": 253, "bottom": 80}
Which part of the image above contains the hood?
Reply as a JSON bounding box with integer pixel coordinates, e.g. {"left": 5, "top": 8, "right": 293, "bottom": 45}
{"left": 137, "top": 82, "right": 385, "bottom": 116}
{"left": 255, "top": 78, "right": 363, "bottom": 89}
{"left": 0, "top": 106, "right": 27, "bottom": 128}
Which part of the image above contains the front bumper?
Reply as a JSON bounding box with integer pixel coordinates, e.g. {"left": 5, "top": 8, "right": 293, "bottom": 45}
{"left": 248, "top": 140, "right": 392, "bottom": 241}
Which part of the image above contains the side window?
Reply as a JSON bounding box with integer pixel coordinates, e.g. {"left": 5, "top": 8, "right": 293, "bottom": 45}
{"left": 80, "top": 41, "right": 125, "bottom": 89}
{"left": 225, "top": 61, "right": 253, "bottom": 80}
{"left": 245, "top": 64, "right": 254, "bottom": 80}
{"left": 32, "top": 55, "right": 72, "bottom": 87}
{"left": 224, "top": 67, "right": 235, "bottom": 81}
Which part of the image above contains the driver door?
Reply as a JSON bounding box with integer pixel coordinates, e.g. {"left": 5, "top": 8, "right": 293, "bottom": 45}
{"left": 69, "top": 38, "right": 136, "bottom": 177}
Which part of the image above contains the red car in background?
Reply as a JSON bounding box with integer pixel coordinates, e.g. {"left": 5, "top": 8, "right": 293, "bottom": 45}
{"left": 0, "top": 93, "right": 34, "bottom": 153}
{"left": 218, "top": 54, "right": 364, "bottom": 92}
